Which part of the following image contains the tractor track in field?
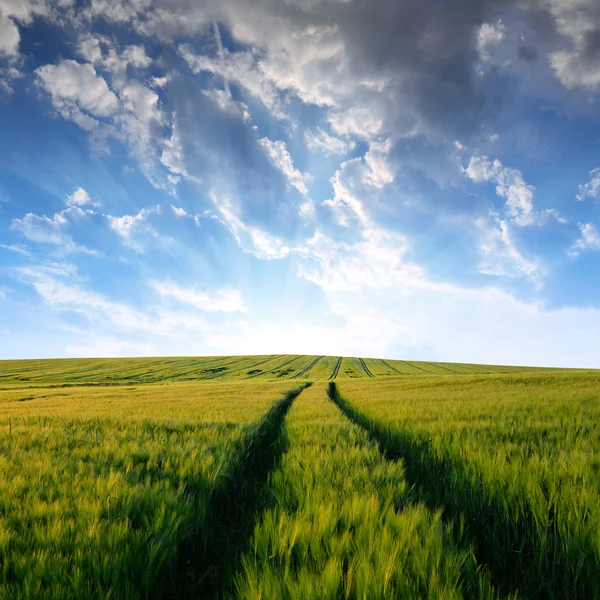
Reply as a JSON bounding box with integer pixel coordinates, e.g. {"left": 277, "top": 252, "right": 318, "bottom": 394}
{"left": 359, "top": 358, "right": 374, "bottom": 378}
{"left": 244, "top": 355, "right": 300, "bottom": 379}
{"left": 162, "top": 356, "right": 246, "bottom": 381}
{"left": 291, "top": 356, "right": 324, "bottom": 379}
{"left": 329, "top": 357, "right": 343, "bottom": 380}
{"left": 380, "top": 359, "right": 403, "bottom": 375}
{"left": 172, "top": 383, "right": 310, "bottom": 599}
{"left": 202, "top": 356, "right": 274, "bottom": 380}
{"left": 400, "top": 360, "right": 437, "bottom": 374}
{"left": 205, "top": 355, "right": 281, "bottom": 380}
{"left": 326, "top": 381, "right": 593, "bottom": 600}
{"left": 424, "top": 362, "right": 460, "bottom": 374}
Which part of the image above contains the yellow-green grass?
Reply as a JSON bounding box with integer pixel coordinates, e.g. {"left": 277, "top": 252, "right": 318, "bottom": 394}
{"left": 331, "top": 371, "right": 600, "bottom": 598}
{"left": 1, "top": 356, "right": 598, "bottom": 599}
{"left": 0, "top": 355, "right": 579, "bottom": 385}
{"left": 234, "top": 383, "right": 501, "bottom": 599}
{"left": 0, "top": 379, "right": 303, "bottom": 599}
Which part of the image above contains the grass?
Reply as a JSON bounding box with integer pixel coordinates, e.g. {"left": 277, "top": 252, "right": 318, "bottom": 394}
{"left": 0, "top": 356, "right": 598, "bottom": 598}
{"left": 234, "top": 383, "right": 501, "bottom": 599}
{"left": 330, "top": 372, "right": 600, "bottom": 598}
{"left": 0, "top": 379, "right": 303, "bottom": 599}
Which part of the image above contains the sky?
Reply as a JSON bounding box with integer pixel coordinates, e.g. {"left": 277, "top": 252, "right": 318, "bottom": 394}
{"left": 0, "top": 0, "right": 600, "bottom": 366}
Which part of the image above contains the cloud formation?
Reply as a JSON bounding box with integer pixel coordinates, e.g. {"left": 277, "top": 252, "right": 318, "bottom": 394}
{"left": 1, "top": 0, "right": 600, "bottom": 365}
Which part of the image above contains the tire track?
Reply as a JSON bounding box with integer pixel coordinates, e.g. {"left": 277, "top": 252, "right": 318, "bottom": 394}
{"left": 173, "top": 383, "right": 310, "bottom": 598}
{"left": 206, "top": 355, "right": 282, "bottom": 380}
{"left": 244, "top": 355, "right": 300, "bottom": 379}
{"left": 291, "top": 355, "right": 324, "bottom": 379}
{"left": 380, "top": 359, "right": 403, "bottom": 375}
{"left": 400, "top": 360, "right": 437, "bottom": 374}
{"left": 359, "top": 357, "right": 374, "bottom": 378}
{"left": 169, "top": 356, "right": 246, "bottom": 381}
{"left": 329, "top": 357, "right": 343, "bottom": 380}
{"left": 326, "top": 381, "right": 591, "bottom": 600}
{"left": 424, "top": 362, "right": 460, "bottom": 374}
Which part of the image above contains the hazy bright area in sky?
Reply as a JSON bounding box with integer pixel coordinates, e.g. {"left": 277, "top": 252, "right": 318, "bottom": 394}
{"left": 0, "top": 0, "right": 600, "bottom": 366}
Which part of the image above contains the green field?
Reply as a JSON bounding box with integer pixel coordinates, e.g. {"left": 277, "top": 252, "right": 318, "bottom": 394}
{"left": 0, "top": 356, "right": 598, "bottom": 598}
{"left": 0, "top": 355, "right": 569, "bottom": 385}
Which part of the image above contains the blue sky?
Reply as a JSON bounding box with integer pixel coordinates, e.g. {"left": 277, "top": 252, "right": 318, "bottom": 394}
{"left": 1, "top": 0, "right": 600, "bottom": 366}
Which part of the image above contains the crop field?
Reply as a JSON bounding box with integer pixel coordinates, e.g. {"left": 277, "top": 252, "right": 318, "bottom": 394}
{"left": 0, "top": 355, "right": 566, "bottom": 385}
{"left": 0, "top": 356, "right": 598, "bottom": 599}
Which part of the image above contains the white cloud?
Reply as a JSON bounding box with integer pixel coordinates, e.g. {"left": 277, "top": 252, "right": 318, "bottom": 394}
{"left": 0, "top": 0, "right": 60, "bottom": 58}
{"left": 462, "top": 155, "right": 551, "bottom": 280}
{"left": 298, "top": 227, "right": 419, "bottom": 292}
{"left": 65, "top": 187, "right": 96, "bottom": 207}
{"left": 576, "top": 167, "right": 600, "bottom": 201}
{"left": 464, "top": 155, "right": 534, "bottom": 220}
{"left": 176, "top": 12, "right": 391, "bottom": 140}
{"left": 304, "top": 128, "right": 355, "bottom": 156}
{"left": 151, "top": 281, "right": 248, "bottom": 312}
{"left": 116, "top": 80, "right": 163, "bottom": 157}
{"left": 150, "top": 74, "right": 170, "bottom": 88}
{"left": 36, "top": 60, "right": 119, "bottom": 119}
{"left": 464, "top": 155, "right": 570, "bottom": 234}
{"left": 244, "top": 227, "right": 291, "bottom": 259}
{"left": 37, "top": 44, "right": 167, "bottom": 184}
{"left": 10, "top": 206, "right": 99, "bottom": 254}
{"left": 207, "top": 238, "right": 600, "bottom": 367}
{"left": 107, "top": 205, "right": 161, "bottom": 248}
{"left": 0, "top": 65, "right": 23, "bottom": 95}
{"left": 258, "top": 137, "right": 309, "bottom": 196}
{"left": 547, "top": 0, "right": 600, "bottom": 90}
{"left": 0, "top": 243, "right": 30, "bottom": 256}
{"left": 363, "top": 138, "right": 395, "bottom": 188}
{"left": 180, "top": 45, "right": 287, "bottom": 121}
{"left": 477, "top": 20, "right": 505, "bottom": 60}
{"left": 569, "top": 222, "right": 600, "bottom": 256}
{"left": 0, "top": 0, "right": 53, "bottom": 22}
{"left": 121, "top": 44, "right": 151, "bottom": 68}
{"left": 324, "top": 140, "right": 394, "bottom": 228}
{"left": 202, "top": 87, "right": 250, "bottom": 121}
{"left": 550, "top": 50, "right": 600, "bottom": 90}
{"left": 0, "top": 13, "right": 20, "bottom": 56}
{"left": 477, "top": 216, "right": 541, "bottom": 280}
{"left": 78, "top": 34, "right": 153, "bottom": 90}
{"left": 170, "top": 204, "right": 188, "bottom": 217}
{"left": 215, "top": 194, "right": 291, "bottom": 260}
{"left": 328, "top": 107, "right": 383, "bottom": 140}
{"left": 16, "top": 264, "right": 212, "bottom": 338}
{"left": 12, "top": 210, "right": 70, "bottom": 244}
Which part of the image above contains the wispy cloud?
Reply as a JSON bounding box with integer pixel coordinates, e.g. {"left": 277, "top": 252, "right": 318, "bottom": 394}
{"left": 576, "top": 168, "right": 600, "bottom": 202}
{"left": 569, "top": 222, "right": 600, "bottom": 257}
{"left": 151, "top": 281, "right": 248, "bottom": 312}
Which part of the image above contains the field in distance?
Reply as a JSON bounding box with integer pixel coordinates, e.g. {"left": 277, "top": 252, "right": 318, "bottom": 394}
{"left": 0, "top": 353, "right": 584, "bottom": 385}
{"left": 0, "top": 356, "right": 598, "bottom": 599}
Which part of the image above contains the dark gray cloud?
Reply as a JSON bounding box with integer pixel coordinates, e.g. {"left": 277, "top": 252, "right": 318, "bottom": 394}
{"left": 24, "top": 0, "right": 597, "bottom": 148}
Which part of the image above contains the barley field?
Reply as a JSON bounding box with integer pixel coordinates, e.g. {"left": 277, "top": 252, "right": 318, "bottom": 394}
{"left": 0, "top": 356, "right": 598, "bottom": 599}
